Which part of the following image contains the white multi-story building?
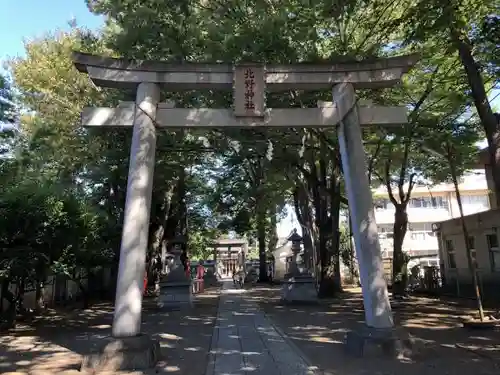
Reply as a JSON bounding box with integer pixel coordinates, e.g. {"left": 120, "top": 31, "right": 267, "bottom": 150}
{"left": 372, "top": 171, "right": 490, "bottom": 260}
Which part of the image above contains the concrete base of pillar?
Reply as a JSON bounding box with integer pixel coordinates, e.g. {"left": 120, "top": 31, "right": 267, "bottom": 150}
{"left": 344, "top": 325, "right": 413, "bottom": 358}
{"left": 80, "top": 334, "right": 160, "bottom": 373}
{"left": 281, "top": 275, "right": 319, "bottom": 304}
{"left": 157, "top": 280, "right": 193, "bottom": 310}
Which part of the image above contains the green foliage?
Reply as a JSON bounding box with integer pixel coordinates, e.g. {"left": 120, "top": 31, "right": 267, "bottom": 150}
{"left": 0, "top": 180, "right": 112, "bottom": 282}
{"left": 0, "top": 73, "right": 15, "bottom": 125}
{"left": 0, "top": 0, "right": 496, "bottom": 303}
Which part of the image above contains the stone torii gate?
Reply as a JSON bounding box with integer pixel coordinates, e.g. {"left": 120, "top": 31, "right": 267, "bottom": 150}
{"left": 74, "top": 52, "right": 417, "bottom": 371}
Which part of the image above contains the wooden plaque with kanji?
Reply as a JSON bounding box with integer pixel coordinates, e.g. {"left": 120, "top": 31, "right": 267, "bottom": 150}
{"left": 233, "top": 64, "right": 265, "bottom": 117}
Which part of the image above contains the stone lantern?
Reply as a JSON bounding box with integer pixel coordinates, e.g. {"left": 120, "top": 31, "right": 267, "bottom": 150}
{"left": 285, "top": 229, "right": 304, "bottom": 276}
{"left": 281, "top": 229, "right": 318, "bottom": 304}
{"left": 160, "top": 236, "right": 187, "bottom": 278}
{"left": 157, "top": 235, "right": 193, "bottom": 310}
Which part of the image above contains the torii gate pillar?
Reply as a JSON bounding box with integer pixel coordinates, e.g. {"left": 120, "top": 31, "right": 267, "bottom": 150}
{"left": 80, "top": 82, "right": 162, "bottom": 372}
{"left": 335, "top": 83, "right": 393, "bottom": 329}
{"left": 113, "top": 82, "right": 160, "bottom": 337}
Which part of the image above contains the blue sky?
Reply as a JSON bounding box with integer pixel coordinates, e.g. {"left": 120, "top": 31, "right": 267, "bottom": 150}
{"left": 1, "top": 0, "right": 103, "bottom": 61}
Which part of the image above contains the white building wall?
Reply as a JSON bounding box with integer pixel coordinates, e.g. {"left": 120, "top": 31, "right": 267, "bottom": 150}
{"left": 436, "top": 208, "right": 500, "bottom": 296}
{"left": 372, "top": 171, "right": 490, "bottom": 258}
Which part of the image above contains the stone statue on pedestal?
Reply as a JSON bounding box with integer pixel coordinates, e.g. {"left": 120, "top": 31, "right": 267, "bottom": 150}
{"left": 157, "top": 236, "right": 193, "bottom": 310}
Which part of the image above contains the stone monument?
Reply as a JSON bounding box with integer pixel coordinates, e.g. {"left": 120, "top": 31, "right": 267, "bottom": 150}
{"left": 202, "top": 260, "right": 218, "bottom": 286}
{"left": 157, "top": 236, "right": 193, "bottom": 310}
{"left": 281, "top": 229, "right": 319, "bottom": 304}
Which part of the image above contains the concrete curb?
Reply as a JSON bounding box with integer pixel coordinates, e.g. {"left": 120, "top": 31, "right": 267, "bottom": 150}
{"left": 203, "top": 284, "right": 223, "bottom": 375}
{"left": 265, "top": 313, "right": 323, "bottom": 375}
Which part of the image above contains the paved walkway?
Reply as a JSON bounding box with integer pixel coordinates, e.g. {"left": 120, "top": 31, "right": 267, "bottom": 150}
{"left": 205, "top": 280, "right": 317, "bottom": 375}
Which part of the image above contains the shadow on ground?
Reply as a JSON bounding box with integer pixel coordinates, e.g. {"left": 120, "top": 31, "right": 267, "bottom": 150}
{"left": 3, "top": 283, "right": 500, "bottom": 375}
{"left": 247, "top": 284, "right": 500, "bottom": 375}
{"left": 0, "top": 287, "right": 220, "bottom": 374}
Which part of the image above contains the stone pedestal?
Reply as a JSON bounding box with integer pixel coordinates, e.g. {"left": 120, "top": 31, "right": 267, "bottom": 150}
{"left": 80, "top": 334, "right": 160, "bottom": 373}
{"left": 157, "top": 280, "right": 193, "bottom": 310}
{"left": 157, "top": 247, "right": 192, "bottom": 310}
{"left": 281, "top": 274, "right": 318, "bottom": 304}
{"left": 344, "top": 326, "right": 413, "bottom": 358}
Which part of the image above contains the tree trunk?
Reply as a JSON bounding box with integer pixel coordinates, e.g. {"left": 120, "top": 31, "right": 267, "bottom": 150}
{"left": 1, "top": 278, "right": 14, "bottom": 306}
{"left": 311, "top": 177, "right": 327, "bottom": 281}
{"left": 1, "top": 278, "right": 16, "bottom": 328}
{"left": 451, "top": 28, "right": 500, "bottom": 207}
{"left": 317, "top": 174, "right": 342, "bottom": 298}
{"left": 392, "top": 204, "right": 409, "bottom": 297}
{"left": 77, "top": 280, "right": 90, "bottom": 309}
{"left": 450, "top": 152, "right": 485, "bottom": 321}
{"left": 159, "top": 172, "right": 187, "bottom": 256}
{"left": 177, "top": 167, "right": 188, "bottom": 238}
{"left": 164, "top": 200, "right": 179, "bottom": 245}
{"left": 14, "top": 277, "right": 26, "bottom": 314}
{"left": 148, "top": 184, "right": 175, "bottom": 286}
{"left": 34, "top": 280, "right": 45, "bottom": 312}
{"left": 267, "top": 207, "right": 279, "bottom": 252}
{"left": 330, "top": 176, "right": 342, "bottom": 292}
{"left": 293, "top": 184, "right": 316, "bottom": 272}
{"left": 257, "top": 199, "right": 268, "bottom": 282}
{"left": 348, "top": 213, "right": 357, "bottom": 281}
{"left": 34, "top": 264, "right": 46, "bottom": 313}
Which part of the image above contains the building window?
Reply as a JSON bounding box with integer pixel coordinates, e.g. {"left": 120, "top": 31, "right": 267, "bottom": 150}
{"left": 467, "top": 236, "right": 478, "bottom": 268}
{"left": 487, "top": 233, "right": 500, "bottom": 271}
{"left": 411, "top": 232, "right": 426, "bottom": 241}
{"left": 378, "top": 225, "right": 394, "bottom": 240}
{"left": 445, "top": 239, "right": 456, "bottom": 268}
{"left": 409, "top": 222, "right": 437, "bottom": 241}
{"left": 462, "top": 195, "right": 489, "bottom": 207}
{"left": 374, "top": 198, "right": 391, "bottom": 210}
{"left": 379, "top": 232, "right": 394, "bottom": 240}
{"left": 409, "top": 196, "right": 449, "bottom": 210}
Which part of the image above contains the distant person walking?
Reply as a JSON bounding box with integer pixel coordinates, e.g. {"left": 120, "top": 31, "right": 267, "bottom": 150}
{"left": 185, "top": 257, "right": 191, "bottom": 279}
{"left": 143, "top": 269, "right": 148, "bottom": 296}
{"left": 268, "top": 262, "right": 274, "bottom": 283}
{"left": 268, "top": 255, "right": 275, "bottom": 283}
{"left": 197, "top": 263, "right": 205, "bottom": 279}
{"left": 196, "top": 262, "right": 206, "bottom": 292}
{"left": 233, "top": 266, "right": 245, "bottom": 288}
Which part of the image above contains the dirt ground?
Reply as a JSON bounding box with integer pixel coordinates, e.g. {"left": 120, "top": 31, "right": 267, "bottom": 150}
{"left": 248, "top": 285, "right": 500, "bottom": 375}
{"left": 2, "top": 284, "right": 500, "bottom": 375}
{"left": 0, "top": 287, "right": 220, "bottom": 375}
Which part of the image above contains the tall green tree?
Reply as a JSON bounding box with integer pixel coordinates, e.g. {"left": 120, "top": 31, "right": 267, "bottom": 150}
{"left": 402, "top": 0, "right": 499, "bottom": 204}
{"left": 0, "top": 73, "right": 15, "bottom": 126}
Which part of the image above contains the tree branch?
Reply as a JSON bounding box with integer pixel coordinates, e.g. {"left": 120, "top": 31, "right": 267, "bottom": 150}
{"left": 367, "top": 136, "right": 384, "bottom": 185}
{"left": 404, "top": 173, "right": 417, "bottom": 204}
{"left": 385, "top": 151, "right": 398, "bottom": 206}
